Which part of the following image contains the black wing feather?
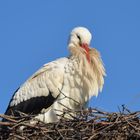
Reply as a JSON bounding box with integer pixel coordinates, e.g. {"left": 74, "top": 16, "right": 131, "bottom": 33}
{"left": 4, "top": 90, "right": 56, "bottom": 117}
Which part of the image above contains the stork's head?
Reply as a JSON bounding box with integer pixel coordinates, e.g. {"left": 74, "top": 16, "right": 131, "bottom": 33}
{"left": 69, "top": 27, "right": 92, "bottom": 47}
{"left": 68, "top": 27, "right": 92, "bottom": 62}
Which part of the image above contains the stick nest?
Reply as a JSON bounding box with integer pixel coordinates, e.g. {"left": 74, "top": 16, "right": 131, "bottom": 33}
{"left": 0, "top": 106, "right": 140, "bottom": 140}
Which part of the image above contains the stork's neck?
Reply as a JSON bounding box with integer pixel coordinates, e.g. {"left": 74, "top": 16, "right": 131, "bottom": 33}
{"left": 68, "top": 45, "right": 106, "bottom": 96}
{"left": 68, "top": 43, "right": 90, "bottom": 64}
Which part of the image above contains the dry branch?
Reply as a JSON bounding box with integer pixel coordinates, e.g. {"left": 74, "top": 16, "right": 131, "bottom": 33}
{"left": 0, "top": 106, "right": 140, "bottom": 140}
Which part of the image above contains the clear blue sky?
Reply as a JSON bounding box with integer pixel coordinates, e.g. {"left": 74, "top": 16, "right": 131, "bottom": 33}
{"left": 0, "top": 0, "right": 140, "bottom": 113}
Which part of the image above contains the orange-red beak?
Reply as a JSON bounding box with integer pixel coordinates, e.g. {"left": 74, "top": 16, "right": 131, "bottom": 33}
{"left": 80, "top": 43, "right": 90, "bottom": 63}
{"left": 81, "top": 43, "right": 89, "bottom": 53}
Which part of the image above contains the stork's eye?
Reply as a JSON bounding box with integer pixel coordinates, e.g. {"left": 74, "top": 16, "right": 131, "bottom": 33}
{"left": 77, "top": 34, "right": 81, "bottom": 41}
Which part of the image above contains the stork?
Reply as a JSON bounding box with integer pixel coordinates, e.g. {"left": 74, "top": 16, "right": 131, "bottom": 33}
{"left": 4, "top": 27, "right": 106, "bottom": 123}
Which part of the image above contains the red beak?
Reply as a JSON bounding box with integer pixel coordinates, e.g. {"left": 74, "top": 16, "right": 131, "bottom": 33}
{"left": 81, "top": 43, "right": 89, "bottom": 53}
{"left": 81, "top": 43, "right": 90, "bottom": 63}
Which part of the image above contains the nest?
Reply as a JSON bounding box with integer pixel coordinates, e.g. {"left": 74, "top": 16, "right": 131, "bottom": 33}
{"left": 0, "top": 106, "right": 140, "bottom": 140}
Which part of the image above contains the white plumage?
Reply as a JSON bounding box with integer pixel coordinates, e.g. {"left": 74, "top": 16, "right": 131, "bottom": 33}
{"left": 4, "top": 27, "right": 106, "bottom": 123}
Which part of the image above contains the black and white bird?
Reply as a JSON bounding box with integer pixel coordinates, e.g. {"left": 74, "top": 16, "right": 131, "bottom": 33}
{"left": 4, "top": 27, "right": 106, "bottom": 123}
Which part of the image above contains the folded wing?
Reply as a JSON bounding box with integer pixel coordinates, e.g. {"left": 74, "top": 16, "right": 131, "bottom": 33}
{"left": 4, "top": 57, "right": 68, "bottom": 116}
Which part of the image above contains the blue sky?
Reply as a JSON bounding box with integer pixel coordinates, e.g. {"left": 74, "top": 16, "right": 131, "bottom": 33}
{"left": 0, "top": 0, "right": 140, "bottom": 113}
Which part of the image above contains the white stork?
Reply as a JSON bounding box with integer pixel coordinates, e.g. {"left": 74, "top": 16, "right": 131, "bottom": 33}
{"left": 4, "top": 27, "right": 106, "bottom": 123}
